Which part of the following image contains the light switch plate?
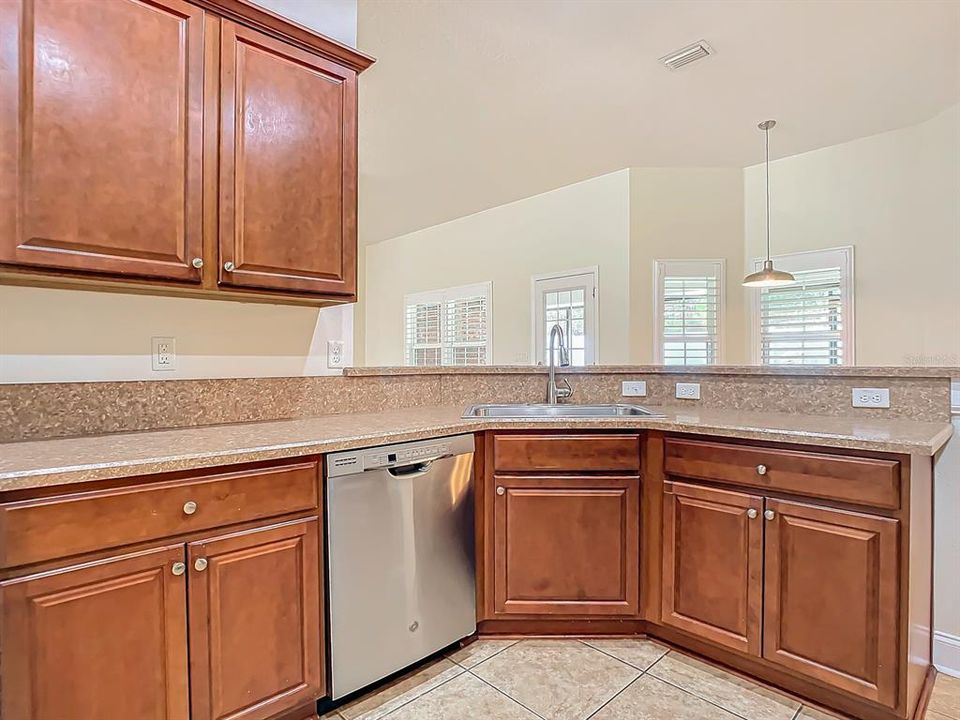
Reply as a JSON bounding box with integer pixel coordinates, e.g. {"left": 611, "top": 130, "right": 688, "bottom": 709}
{"left": 151, "top": 337, "right": 176, "bottom": 371}
{"left": 852, "top": 388, "right": 890, "bottom": 408}
{"left": 622, "top": 381, "right": 647, "bottom": 397}
{"left": 327, "top": 340, "right": 345, "bottom": 368}
{"left": 676, "top": 382, "right": 701, "bottom": 400}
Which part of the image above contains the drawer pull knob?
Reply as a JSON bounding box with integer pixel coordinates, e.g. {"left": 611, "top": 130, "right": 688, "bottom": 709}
{"left": 223, "top": 261, "right": 236, "bottom": 272}
{"left": 747, "top": 508, "right": 758, "bottom": 519}
{"left": 496, "top": 486, "right": 505, "bottom": 496}
{"left": 756, "top": 464, "right": 768, "bottom": 475}
{"left": 764, "top": 509, "right": 775, "bottom": 521}
{"left": 183, "top": 501, "right": 198, "bottom": 515}
{"left": 191, "top": 257, "right": 204, "bottom": 269}
{"left": 194, "top": 558, "right": 208, "bottom": 572}
{"left": 172, "top": 562, "right": 186, "bottom": 576}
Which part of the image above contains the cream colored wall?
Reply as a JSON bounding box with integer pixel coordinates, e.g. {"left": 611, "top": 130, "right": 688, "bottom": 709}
{"left": 0, "top": 0, "right": 360, "bottom": 384}
{"left": 363, "top": 170, "right": 632, "bottom": 366}
{"left": 629, "top": 168, "right": 748, "bottom": 364}
{"left": 744, "top": 104, "right": 960, "bottom": 367}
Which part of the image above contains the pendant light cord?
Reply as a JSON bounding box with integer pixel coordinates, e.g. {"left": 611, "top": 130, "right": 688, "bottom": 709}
{"left": 765, "top": 124, "right": 771, "bottom": 262}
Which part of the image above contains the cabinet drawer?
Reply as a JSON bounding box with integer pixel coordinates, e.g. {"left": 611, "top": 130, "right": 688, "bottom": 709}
{"left": 493, "top": 434, "right": 641, "bottom": 473}
{"left": 663, "top": 438, "right": 900, "bottom": 509}
{"left": 0, "top": 461, "right": 319, "bottom": 569}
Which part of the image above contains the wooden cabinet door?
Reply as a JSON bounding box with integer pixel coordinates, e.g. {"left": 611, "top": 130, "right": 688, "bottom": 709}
{"left": 218, "top": 21, "right": 357, "bottom": 296}
{"left": 493, "top": 475, "right": 640, "bottom": 616}
{"left": 0, "top": 545, "right": 189, "bottom": 720}
{"left": 661, "top": 481, "right": 763, "bottom": 655}
{"left": 0, "top": 0, "right": 207, "bottom": 281}
{"left": 187, "top": 518, "right": 323, "bottom": 720}
{"left": 763, "top": 499, "right": 899, "bottom": 707}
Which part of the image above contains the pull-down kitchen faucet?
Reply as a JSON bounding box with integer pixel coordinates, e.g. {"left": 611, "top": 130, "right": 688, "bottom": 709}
{"left": 546, "top": 323, "right": 574, "bottom": 404}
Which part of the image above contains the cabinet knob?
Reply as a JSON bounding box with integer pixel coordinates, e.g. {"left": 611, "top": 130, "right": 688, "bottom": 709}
{"left": 756, "top": 464, "right": 767, "bottom": 476}
{"left": 747, "top": 508, "right": 758, "bottom": 519}
{"left": 496, "top": 486, "right": 505, "bottom": 496}
{"left": 191, "top": 257, "right": 204, "bottom": 269}
{"left": 194, "top": 558, "right": 208, "bottom": 572}
{"left": 172, "top": 562, "right": 186, "bottom": 576}
{"left": 223, "top": 261, "right": 236, "bottom": 272}
{"left": 183, "top": 501, "right": 198, "bottom": 515}
{"left": 764, "top": 509, "right": 775, "bottom": 521}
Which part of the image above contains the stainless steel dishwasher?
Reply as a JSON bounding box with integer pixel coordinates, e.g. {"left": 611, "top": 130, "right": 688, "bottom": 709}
{"left": 326, "top": 434, "right": 476, "bottom": 700}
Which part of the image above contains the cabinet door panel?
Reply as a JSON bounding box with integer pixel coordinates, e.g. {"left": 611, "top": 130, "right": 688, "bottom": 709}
{"left": 0, "top": 0, "right": 206, "bottom": 280}
{"left": 763, "top": 499, "right": 899, "bottom": 707}
{"left": 0, "top": 545, "right": 189, "bottom": 720}
{"left": 188, "top": 518, "right": 323, "bottom": 720}
{"left": 493, "top": 475, "right": 639, "bottom": 616}
{"left": 661, "top": 481, "right": 763, "bottom": 655}
{"left": 219, "top": 21, "right": 357, "bottom": 295}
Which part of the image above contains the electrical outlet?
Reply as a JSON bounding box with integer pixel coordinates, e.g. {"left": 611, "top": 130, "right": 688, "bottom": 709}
{"left": 327, "top": 340, "right": 345, "bottom": 368}
{"left": 151, "top": 337, "right": 176, "bottom": 371}
{"left": 621, "top": 381, "right": 647, "bottom": 397}
{"left": 852, "top": 388, "right": 890, "bottom": 408}
{"left": 676, "top": 382, "right": 701, "bottom": 400}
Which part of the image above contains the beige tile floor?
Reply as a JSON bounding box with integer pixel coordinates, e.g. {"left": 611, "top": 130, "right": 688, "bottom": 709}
{"left": 324, "top": 639, "right": 960, "bottom": 720}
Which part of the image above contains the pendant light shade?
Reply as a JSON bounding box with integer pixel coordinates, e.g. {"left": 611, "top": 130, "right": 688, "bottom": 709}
{"left": 743, "top": 119, "right": 795, "bottom": 288}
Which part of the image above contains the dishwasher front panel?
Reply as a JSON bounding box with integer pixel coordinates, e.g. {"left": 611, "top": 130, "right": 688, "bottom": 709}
{"left": 327, "top": 437, "right": 476, "bottom": 699}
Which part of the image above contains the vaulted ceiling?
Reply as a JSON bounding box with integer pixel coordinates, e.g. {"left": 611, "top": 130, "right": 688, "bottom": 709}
{"left": 357, "top": 0, "right": 960, "bottom": 244}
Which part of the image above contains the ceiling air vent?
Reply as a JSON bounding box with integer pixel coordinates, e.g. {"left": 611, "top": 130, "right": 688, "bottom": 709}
{"left": 660, "top": 40, "right": 714, "bottom": 70}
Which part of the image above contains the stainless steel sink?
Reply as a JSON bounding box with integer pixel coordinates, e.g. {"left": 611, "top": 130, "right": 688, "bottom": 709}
{"left": 462, "top": 403, "right": 666, "bottom": 418}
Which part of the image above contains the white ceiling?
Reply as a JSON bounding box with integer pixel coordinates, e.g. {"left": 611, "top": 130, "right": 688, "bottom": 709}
{"left": 357, "top": 0, "right": 960, "bottom": 244}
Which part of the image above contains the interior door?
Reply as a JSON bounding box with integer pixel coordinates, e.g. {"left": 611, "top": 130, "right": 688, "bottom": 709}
{"left": 218, "top": 20, "right": 357, "bottom": 295}
{"left": 493, "top": 474, "right": 639, "bottom": 616}
{"left": 187, "top": 518, "right": 323, "bottom": 720}
{"left": 661, "top": 481, "right": 764, "bottom": 655}
{"left": 763, "top": 499, "right": 899, "bottom": 707}
{"left": 0, "top": 545, "right": 189, "bottom": 720}
{"left": 0, "top": 0, "right": 207, "bottom": 281}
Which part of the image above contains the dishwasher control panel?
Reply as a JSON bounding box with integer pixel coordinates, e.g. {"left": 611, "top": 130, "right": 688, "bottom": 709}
{"left": 326, "top": 434, "right": 475, "bottom": 478}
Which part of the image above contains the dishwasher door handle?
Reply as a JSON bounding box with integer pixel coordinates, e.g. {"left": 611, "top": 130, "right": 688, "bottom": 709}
{"left": 386, "top": 455, "right": 448, "bottom": 478}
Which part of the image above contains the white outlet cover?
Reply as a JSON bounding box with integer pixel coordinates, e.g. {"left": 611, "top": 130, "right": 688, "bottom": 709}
{"left": 327, "top": 340, "right": 345, "bottom": 368}
{"left": 151, "top": 337, "right": 176, "bottom": 371}
{"left": 676, "top": 382, "right": 701, "bottom": 400}
{"left": 622, "top": 381, "right": 647, "bottom": 397}
{"left": 852, "top": 387, "right": 890, "bottom": 408}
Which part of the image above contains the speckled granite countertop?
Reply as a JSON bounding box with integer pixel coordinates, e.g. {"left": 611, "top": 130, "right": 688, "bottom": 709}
{"left": 0, "top": 404, "right": 953, "bottom": 491}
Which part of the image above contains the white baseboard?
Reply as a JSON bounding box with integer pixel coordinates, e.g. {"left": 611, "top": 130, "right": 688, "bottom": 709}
{"left": 935, "top": 631, "right": 960, "bottom": 678}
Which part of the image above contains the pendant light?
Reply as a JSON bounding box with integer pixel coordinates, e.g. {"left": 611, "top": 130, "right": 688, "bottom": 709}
{"left": 743, "top": 120, "right": 796, "bottom": 287}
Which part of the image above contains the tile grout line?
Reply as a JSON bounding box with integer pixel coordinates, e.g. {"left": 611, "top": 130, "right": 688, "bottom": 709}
{"left": 364, "top": 664, "right": 468, "bottom": 720}
{"left": 576, "top": 638, "right": 669, "bottom": 674}
{"left": 448, "top": 638, "right": 519, "bottom": 670}
{"left": 466, "top": 668, "right": 550, "bottom": 720}
{"left": 583, "top": 672, "right": 648, "bottom": 720}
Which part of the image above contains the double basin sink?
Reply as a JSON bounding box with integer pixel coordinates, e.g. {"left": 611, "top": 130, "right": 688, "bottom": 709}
{"left": 463, "top": 403, "right": 666, "bottom": 418}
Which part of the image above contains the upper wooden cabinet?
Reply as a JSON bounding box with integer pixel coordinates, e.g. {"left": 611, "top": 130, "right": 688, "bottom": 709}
{"left": 218, "top": 22, "right": 357, "bottom": 296}
{"left": 0, "top": 0, "right": 373, "bottom": 303}
{"left": 0, "top": 0, "right": 208, "bottom": 282}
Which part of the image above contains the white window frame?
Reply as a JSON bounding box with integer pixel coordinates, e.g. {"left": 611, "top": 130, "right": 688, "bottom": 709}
{"left": 749, "top": 246, "right": 855, "bottom": 365}
{"left": 653, "top": 259, "right": 725, "bottom": 365}
{"left": 530, "top": 266, "right": 600, "bottom": 365}
{"left": 402, "top": 281, "right": 493, "bottom": 366}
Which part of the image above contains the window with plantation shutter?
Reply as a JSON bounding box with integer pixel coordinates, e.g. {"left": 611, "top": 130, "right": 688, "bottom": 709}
{"left": 751, "top": 247, "right": 854, "bottom": 365}
{"left": 404, "top": 282, "right": 492, "bottom": 366}
{"left": 654, "top": 260, "right": 724, "bottom": 365}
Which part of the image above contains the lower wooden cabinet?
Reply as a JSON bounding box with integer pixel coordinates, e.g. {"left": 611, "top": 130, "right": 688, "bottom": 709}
{"left": 492, "top": 474, "right": 640, "bottom": 616}
{"left": 0, "top": 545, "right": 190, "bottom": 720}
{"left": 763, "top": 499, "right": 899, "bottom": 707}
{"left": 188, "top": 519, "right": 323, "bottom": 720}
{"left": 0, "top": 517, "right": 323, "bottom": 720}
{"left": 661, "top": 482, "right": 763, "bottom": 655}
